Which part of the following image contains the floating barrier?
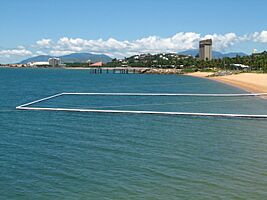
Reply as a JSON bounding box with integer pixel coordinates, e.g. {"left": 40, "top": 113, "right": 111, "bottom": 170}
{"left": 16, "top": 92, "right": 267, "bottom": 119}
{"left": 62, "top": 92, "right": 267, "bottom": 97}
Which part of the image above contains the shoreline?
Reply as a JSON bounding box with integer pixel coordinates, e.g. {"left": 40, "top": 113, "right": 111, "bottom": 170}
{"left": 186, "top": 72, "right": 267, "bottom": 95}
{"left": 0, "top": 66, "right": 183, "bottom": 74}
{"left": 1, "top": 66, "right": 267, "bottom": 94}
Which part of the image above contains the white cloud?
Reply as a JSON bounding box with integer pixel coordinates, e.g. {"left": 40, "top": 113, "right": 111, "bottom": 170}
{"left": 0, "top": 49, "right": 32, "bottom": 57}
{"left": 1, "top": 30, "right": 267, "bottom": 63}
{"left": 252, "top": 30, "right": 267, "bottom": 43}
{"left": 51, "top": 32, "right": 202, "bottom": 56}
{"left": 202, "top": 33, "right": 238, "bottom": 51}
{"left": 132, "top": 33, "right": 200, "bottom": 53}
{"left": 0, "top": 48, "right": 33, "bottom": 63}
{"left": 17, "top": 45, "right": 25, "bottom": 49}
{"left": 49, "top": 50, "right": 75, "bottom": 56}
{"left": 35, "top": 50, "right": 46, "bottom": 55}
{"left": 48, "top": 31, "right": 249, "bottom": 56}
{"left": 36, "top": 39, "right": 51, "bottom": 47}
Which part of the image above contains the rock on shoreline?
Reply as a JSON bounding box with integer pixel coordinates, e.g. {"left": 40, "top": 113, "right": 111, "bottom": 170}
{"left": 141, "top": 68, "right": 182, "bottom": 74}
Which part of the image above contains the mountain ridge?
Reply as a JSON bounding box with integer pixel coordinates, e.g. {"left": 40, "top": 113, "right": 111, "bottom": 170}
{"left": 179, "top": 49, "right": 247, "bottom": 58}
{"left": 20, "top": 53, "right": 112, "bottom": 64}
{"left": 20, "top": 50, "right": 248, "bottom": 64}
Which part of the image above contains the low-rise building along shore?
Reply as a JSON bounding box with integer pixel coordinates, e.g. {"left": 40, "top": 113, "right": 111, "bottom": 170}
{"left": 0, "top": 58, "right": 66, "bottom": 68}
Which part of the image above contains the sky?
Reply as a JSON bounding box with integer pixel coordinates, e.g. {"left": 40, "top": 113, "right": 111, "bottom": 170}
{"left": 0, "top": 0, "right": 267, "bottom": 63}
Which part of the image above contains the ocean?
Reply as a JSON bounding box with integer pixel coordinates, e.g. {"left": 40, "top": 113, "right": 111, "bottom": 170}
{"left": 1, "top": 68, "right": 267, "bottom": 199}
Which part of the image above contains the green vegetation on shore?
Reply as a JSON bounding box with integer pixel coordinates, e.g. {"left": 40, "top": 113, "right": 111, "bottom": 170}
{"left": 64, "top": 63, "right": 89, "bottom": 68}
{"left": 105, "top": 51, "right": 267, "bottom": 72}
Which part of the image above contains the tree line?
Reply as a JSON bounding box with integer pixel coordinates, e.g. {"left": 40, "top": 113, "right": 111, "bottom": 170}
{"left": 105, "top": 51, "right": 267, "bottom": 72}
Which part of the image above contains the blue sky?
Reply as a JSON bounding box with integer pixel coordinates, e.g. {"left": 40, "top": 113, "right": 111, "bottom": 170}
{"left": 0, "top": 0, "right": 267, "bottom": 63}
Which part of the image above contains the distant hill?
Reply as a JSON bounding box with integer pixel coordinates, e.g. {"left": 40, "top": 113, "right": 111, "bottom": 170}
{"left": 179, "top": 49, "right": 247, "bottom": 58}
{"left": 20, "top": 53, "right": 112, "bottom": 64}
{"left": 20, "top": 55, "right": 52, "bottom": 64}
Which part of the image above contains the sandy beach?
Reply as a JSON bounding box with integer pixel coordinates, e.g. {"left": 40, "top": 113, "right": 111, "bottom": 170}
{"left": 186, "top": 72, "right": 267, "bottom": 94}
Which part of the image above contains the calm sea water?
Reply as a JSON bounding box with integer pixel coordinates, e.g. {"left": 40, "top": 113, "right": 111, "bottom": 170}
{"left": 1, "top": 68, "right": 267, "bottom": 199}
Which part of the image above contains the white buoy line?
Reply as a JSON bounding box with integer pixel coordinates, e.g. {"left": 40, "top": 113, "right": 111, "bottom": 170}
{"left": 16, "top": 92, "right": 267, "bottom": 119}
{"left": 62, "top": 92, "right": 267, "bottom": 97}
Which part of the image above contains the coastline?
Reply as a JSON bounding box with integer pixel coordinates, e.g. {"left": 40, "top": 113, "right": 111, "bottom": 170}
{"left": 1, "top": 66, "right": 183, "bottom": 74}
{"left": 2, "top": 66, "right": 267, "bottom": 94}
{"left": 186, "top": 72, "right": 267, "bottom": 94}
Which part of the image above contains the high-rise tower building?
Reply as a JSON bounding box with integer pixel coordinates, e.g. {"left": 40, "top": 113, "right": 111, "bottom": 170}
{"left": 199, "top": 39, "right": 212, "bottom": 60}
{"left": 48, "top": 58, "right": 61, "bottom": 67}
